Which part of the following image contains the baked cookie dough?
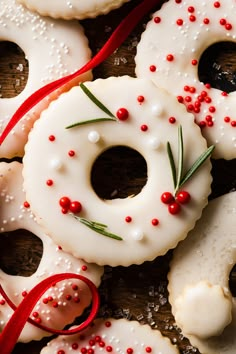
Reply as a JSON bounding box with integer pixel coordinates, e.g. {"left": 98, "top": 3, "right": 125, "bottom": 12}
{"left": 0, "top": 161, "right": 103, "bottom": 342}
{"left": 0, "top": 0, "right": 92, "bottom": 158}
{"left": 23, "top": 76, "right": 212, "bottom": 266}
{"left": 135, "top": 0, "right": 236, "bottom": 160}
{"left": 168, "top": 192, "right": 236, "bottom": 354}
{"left": 17, "top": 0, "right": 131, "bottom": 20}
{"left": 40, "top": 317, "right": 180, "bottom": 354}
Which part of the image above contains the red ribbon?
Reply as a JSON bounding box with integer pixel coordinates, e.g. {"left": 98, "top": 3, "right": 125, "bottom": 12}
{"left": 0, "top": 273, "right": 100, "bottom": 354}
{"left": 0, "top": 0, "right": 161, "bottom": 145}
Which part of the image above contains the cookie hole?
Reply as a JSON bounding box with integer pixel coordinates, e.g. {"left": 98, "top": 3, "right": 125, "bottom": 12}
{"left": 91, "top": 146, "right": 147, "bottom": 200}
{"left": 0, "top": 41, "right": 28, "bottom": 98}
{"left": 198, "top": 41, "right": 236, "bottom": 93}
{"left": 229, "top": 264, "right": 236, "bottom": 297}
{"left": 0, "top": 229, "right": 43, "bottom": 276}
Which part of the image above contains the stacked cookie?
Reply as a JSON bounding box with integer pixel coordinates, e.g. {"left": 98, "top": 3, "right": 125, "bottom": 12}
{"left": 0, "top": 0, "right": 235, "bottom": 353}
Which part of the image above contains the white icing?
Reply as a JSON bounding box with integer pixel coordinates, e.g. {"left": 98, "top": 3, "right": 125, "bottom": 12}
{"left": 40, "top": 318, "right": 180, "bottom": 354}
{"left": 23, "top": 76, "right": 212, "bottom": 266}
{"left": 168, "top": 192, "right": 236, "bottom": 354}
{"left": 0, "top": 161, "right": 103, "bottom": 342}
{"left": 135, "top": 0, "right": 236, "bottom": 159}
{"left": 17, "top": 0, "right": 130, "bottom": 19}
{"left": 0, "top": 0, "right": 92, "bottom": 159}
{"left": 175, "top": 281, "right": 232, "bottom": 339}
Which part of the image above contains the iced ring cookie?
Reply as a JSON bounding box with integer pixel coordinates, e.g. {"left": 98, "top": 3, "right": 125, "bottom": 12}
{"left": 168, "top": 192, "right": 236, "bottom": 354}
{"left": 0, "top": 0, "right": 92, "bottom": 159}
{"left": 23, "top": 76, "right": 212, "bottom": 266}
{"left": 0, "top": 161, "right": 103, "bottom": 343}
{"left": 135, "top": 0, "right": 236, "bottom": 160}
{"left": 17, "top": 0, "right": 131, "bottom": 20}
{"left": 40, "top": 317, "right": 180, "bottom": 354}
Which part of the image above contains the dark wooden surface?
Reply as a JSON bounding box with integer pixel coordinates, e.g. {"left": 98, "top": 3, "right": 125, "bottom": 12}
{"left": 0, "top": 0, "right": 236, "bottom": 353}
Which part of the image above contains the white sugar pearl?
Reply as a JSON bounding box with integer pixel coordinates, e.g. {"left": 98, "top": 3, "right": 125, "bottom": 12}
{"left": 50, "top": 158, "right": 63, "bottom": 171}
{"left": 88, "top": 130, "right": 100, "bottom": 143}
{"left": 148, "top": 137, "right": 161, "bottom": 150}
{"left": 132, "top": 229, "right": 144, "bottom": 241}
{"left": 151, "top": 104, "right": 164, "bottom": 117}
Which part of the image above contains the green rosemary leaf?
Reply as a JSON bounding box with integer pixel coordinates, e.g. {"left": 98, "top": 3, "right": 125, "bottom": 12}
{"left": 73, "top": 215, "right": 123, "bottom": 241}
{"left": 80, "top": 83, "right": 115, "bottom": 118}
{"left": 179, "top": 145, "right": 215, "bottom": 189}
{"left": 167, "top": 141, "right": 177, "bottom": 189}
{"left": 175, "top": 125, "right": 184, "bottom": 195}
{"left": 66, "top": 117, "right": 117, "bottom": 129}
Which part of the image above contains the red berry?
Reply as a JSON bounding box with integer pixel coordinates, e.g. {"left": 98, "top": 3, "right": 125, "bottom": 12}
{"left": 116, "top": 108, "right": 129, "bottom": 120}
{"left": 69, "top": 201, "right": 82, "bottom": 213}
{"left": 59, "top": 196, "right": 71, "bottom": 208}
{"left": 176, "top": 191, "right": 191, "bottom": 204}
{"left": 161, "top": 192, "right": 174, "bottom": 204}
{"left": 168, "top": 202, "right": 181, "bottom": 215}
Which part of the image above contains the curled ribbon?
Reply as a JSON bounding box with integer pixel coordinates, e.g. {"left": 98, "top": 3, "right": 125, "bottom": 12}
{"left": 0, "top": 0, "right": 161, "bottom": 145}
{"left": 0, "top": 273, "right": 100, "bottom": 354}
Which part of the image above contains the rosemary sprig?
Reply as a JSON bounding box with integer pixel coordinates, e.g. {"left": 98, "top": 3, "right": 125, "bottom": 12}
{"left": 66, "top": 83, "right": 116, "bottom": 129}
{"left": 167, "top": 125, "right": 214, "bottom": 195}
{"left": 72, "top": 214, "right": 123, "bottom": 241}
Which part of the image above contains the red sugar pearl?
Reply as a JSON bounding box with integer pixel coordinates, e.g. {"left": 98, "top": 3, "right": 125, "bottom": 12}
{"left": 207, "top": 121, "right": 214, "bottom": 127}
{"left": 185, "top": 96, "right": 192, "bottom": 102}
{"left": 191, "top": 59, "right": 198, "bottom": 66}
{"left": 88, "top": 349, "right": 94, "bottom": 354}
{"left": 168, "top": 202, "right": 181, "bottom": 215}
{"left": 166, "top": 54, "right": 174, "bottom": 61}
{"left": 105, "top": 321, "right": 112, "bottom": 327}
{"left": 95, "top": 336, "right": 101, "bottom": 342}
{"left": 161, "top": 192, "right": 174, "bottom": 204}
{"left": 116, "top": 108, "right": 129, "bottom": 121}
{"left": 99, "top": 341, "right": 105, "bottom": 347}
{"left": 149, "top": 65, "right": 156, "bottom": 72}
{"left": 0, "top": 299, "right": 6, "bottom": 305}
{"left": 22, "top": 291, "right": 27, "bottom": 297}
{"left": 73, "top": 296, "right": 80, "bottom": 303}
{"left": 184, "top": 85, "right": 190, "bottom": 91}
{"left": 154, "top": 16, "right": 161, "bottom": 23}
{"left": 214, "top": 1, "right": 221, "bottom": 8}
{"left": 151, "top": 218, "right": 159, "bottom": 226}
{"left": 68, "top": 150, "right": 75, "bottom": 157}
{"left": 57, "top": 351, "right": 65, "bottom": 354}
{"left": 140, "top": 124, "right": 148, "bottom": 131}
{"left": 32, "top": 311, "right": 39, "bottom": 318}
{"left": 225, "top": 23, "right": 232, "bottom": 30}
{"left": 231, "top": 121, "right": 236, "bottom": 127}
{"left": 224, "top": 116, "right": 230, "bottom": 123}
{"left": 175, "top": 0, "right": 182, "bottom": 3}
{"left": 177, "top": 95, "right": 184, "bottom": 103}
{"left": 189, "top": 15, "right": 196, "bottom": 22}
{"left": 199, "top": 121, "right": 206, "bottom": 128}
{"left": 137, "top": 95, "right": 145, "bottom": 103}
{"left": 209, "top": 106, "right": 216, "bottom": 113}
{"left": 169, "top": 116, "right": 176, "bottom": 124}
{"left": 106, "top": 346, "right": 113, "bottom": 352}
{"left": 23, "top": 201, "right": 30, "bottom": 208}
{"left": 188, "top": 6, "right": 195, "bottom": 13}
{"left": 203, "top": 18, "right": 210, "bottom": 24}
{"left": 35, "top": 317, "right": 42, "bottom": 324}
{"left": 205, "top": 83, "right": 211, "bottom": 89}
{"left": 89, "top": 339, "right": 95, "bottom": 346}
{"left": 46, "top": 179, "right": 53, "bottom": 186}
{"left": 146, "top": 347, "right": 152, "bottom": 353}
{"left": 48, "top": 135, "right": 55, "bottom": 142}
{"left": 66, "top": 294, "right": 72, "bottom": 301}
{"left": 219, "top": 18, "right": 226, "bottom": 25}
{"left": 176, "top": 191, "right": 191, "bottom": 204}
{"left": 125, "top": 216, "right": 132, "bottom": 223}
{"left": 81, "top": 348, "right": 87, "bottom": 354}
{"left": 69, "top": 201, "right": 82, "bottom": 213}
{"left": 72, "top": 343, "right": 79, "bottom": 350}
{"left": 127, "top": 349, "right": 133, "bottom": 354}
{"left": 81, "top": 265, "right": 88, "bottom": 271}
{"left": 176, "top": 18, "right": 183, "bottom": 26}
{"left": 52, "top": 301, "right": 58, "bottom": 308}
{"left": 222, "top": 91, "right": 228, "bottom": 96}
{"left": 72, "top": 284, "right": 78, "bottom": 291}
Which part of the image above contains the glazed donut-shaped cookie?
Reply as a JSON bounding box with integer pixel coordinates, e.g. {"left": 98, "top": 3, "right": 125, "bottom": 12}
{"left": 0, "top": 0, "right": 92, "bottom": 159}
{"left": 17, "top": 0, "right": 131, "bottom": 20}
{"left": 168, "top": 192, "right": 236, "bottom": 354}
{"left": 0, "top": 161, "right": 103, "bottom": 343}
{"left": 40, "top": 318, "right": 180, "bottom": 354}
{"left": 23, "top": 76, "right": 212, "bottom": 266}
{"left": 135, "top": 0, "right": 236, "bottom": 160}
